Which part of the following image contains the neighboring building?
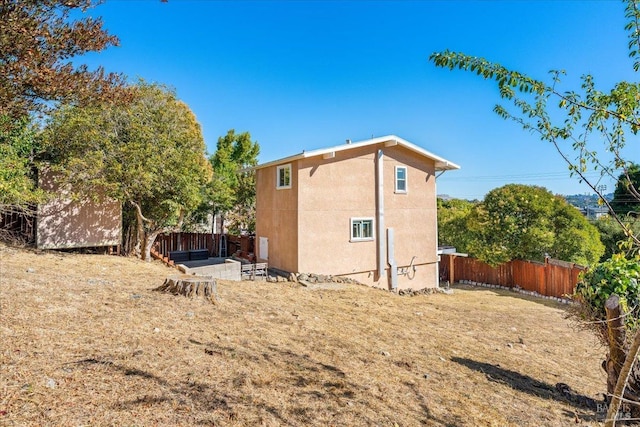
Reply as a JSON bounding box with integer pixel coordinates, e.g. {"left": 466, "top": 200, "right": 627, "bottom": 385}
{"left": 35, "top": 169, "right": 121, "bottom": 250}
{"left": 582, "top": 206, "right": 609, "bottom": 220}
{"left": 254, "top": 135, "right": 460, "bottom": 290}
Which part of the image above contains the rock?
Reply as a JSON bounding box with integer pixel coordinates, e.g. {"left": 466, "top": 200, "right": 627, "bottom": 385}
{"left": 130, "top": 294, "right": 142, "bottom": 299}
{"left": 26, "top": 267, "right": 35, "bottom": 273}
{"left": 289, "top": 272, "right": 298, "bottom": 282}
{"left": 423, "top": 374, "right": 430, "bottom": 380}
{"left": 46, "top": 378, "right": 57, "bottom": 389}
{"left": 298, "top": 273, "right": 309, "bottom": 281}
{"left": 185, "top": 311, "right": 195, "bottom": 318}
{"left": 507, "top": 343, "right": 513, "bottom": 348}
{"left": 381, "top": 351, "right": 391, "bottom": 357}
{"left": 518, "top": 337, "right": 525, "bottom": 344}
{"left": 153, "top": 327, "right": 160, "bottom": 333}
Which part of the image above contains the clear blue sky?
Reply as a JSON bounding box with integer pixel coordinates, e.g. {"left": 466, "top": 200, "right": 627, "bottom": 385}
{"left": 79, "top": 0, "right": 637, "bottom": 200}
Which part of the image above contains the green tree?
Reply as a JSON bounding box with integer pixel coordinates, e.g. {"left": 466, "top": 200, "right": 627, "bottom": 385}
{"left": 465, "top": 185, "right": 603, "bottom": 266}
{"left": 209, "top": 130, "right": 259, "bottom": 234}
{"left": 0, "top": 115, "right": 42, "bottom": 208}
{"left": 43, "top": 81, "right": 212, "bottom": 260}
{"left": 436, "top": 198, "right": 476, "bottom": 253}
{"left": 0, "top": 0, "right": 127, "bottom": 120}
{"left": 430, "top": 1, "right": 639, "bottom": 418}
{"left": 595, "top": 216, "right": 640, "bottom": 260}
{"left": 430, "top": 21, "right": 638, "bottom": 251}
{"left": 611, "top": 164, "right": 640, "bottom": 217}
{"left": 549, "top": 198, "right": 606, "bottom": 266}
{"left": 0, "top": 0, "right": 127, "bottom": 214}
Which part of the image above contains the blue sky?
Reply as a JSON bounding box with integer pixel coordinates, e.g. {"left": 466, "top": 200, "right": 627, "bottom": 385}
{"left": 79, "top": 0, "right": 637, "bottom": 199}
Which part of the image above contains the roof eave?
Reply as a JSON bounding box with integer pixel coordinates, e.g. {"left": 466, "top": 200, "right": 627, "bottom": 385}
{"left": 253, "top": 134, "right": 460, "bottom": 171}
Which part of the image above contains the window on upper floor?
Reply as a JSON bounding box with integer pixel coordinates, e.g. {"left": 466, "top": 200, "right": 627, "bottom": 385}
{"left": 276, "top": 164, "right": 291, "bottom": 189}
{"left": 395, "top": 165, "right": 407, "bottom": 193}
{"left": 351, "top": 218, "right": 374, "bottom": 241}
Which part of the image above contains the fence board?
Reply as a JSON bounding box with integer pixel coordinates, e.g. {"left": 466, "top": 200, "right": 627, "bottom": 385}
{"left": 441, "top": 255, "right": 584, "bottom": 299}
{"left": 153, "top": 233, "right": 256, "bottom": 259}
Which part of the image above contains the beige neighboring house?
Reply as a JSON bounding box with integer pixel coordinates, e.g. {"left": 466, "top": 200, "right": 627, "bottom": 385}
{"left": 254, "top": 135, "right": 460, "bottom": 290}
{"left": 36, "top": 169, "right": 121, "bottom": 250}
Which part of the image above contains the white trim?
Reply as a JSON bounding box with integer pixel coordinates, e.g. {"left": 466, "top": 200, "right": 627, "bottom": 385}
{"left": 253, "top": 134, "right": 461, "bottom": 172}
{"left": 395, "top": 165, "right": 408, "bottom": 194}
{"left": 350, "top": 217, "right": 375, "bottom": 242}
{"left": 276, "top": 164, "right": 291, "bottom": 189}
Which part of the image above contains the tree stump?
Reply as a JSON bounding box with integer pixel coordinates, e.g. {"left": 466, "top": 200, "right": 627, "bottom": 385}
{"left": 154, "top": 274, "right": 217, "bottom": 304}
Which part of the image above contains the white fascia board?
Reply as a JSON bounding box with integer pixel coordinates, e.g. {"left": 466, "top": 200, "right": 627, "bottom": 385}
{"left": 253, "top": 134, "right": 461, "bottom": 171}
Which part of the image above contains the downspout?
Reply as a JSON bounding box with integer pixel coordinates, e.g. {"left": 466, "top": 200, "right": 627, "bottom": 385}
{"left": 435, "top": 169, "right": 446, "bottom": 287}
{"left": 376, "top": 149, "right": 386, "bottom": 280}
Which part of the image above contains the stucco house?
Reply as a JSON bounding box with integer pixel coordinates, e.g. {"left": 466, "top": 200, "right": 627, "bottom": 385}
{"left": 254, "top": 135, "right": 460, "bottom": 290}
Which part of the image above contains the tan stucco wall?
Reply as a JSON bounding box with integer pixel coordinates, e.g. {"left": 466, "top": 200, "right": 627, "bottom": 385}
{"left": 255, "top": 142, "right": 441, "bottom": 290}
{"left": 299, "top": 144, "right": 439, "bottom": 289}
{"left": 255, "top": 164, "right": 299, "bottom": 272}
{"left": 36, "top": 171, "right": 122, "bottom": 250}
{"left": 297, "top": 145, "right": 378, "bottom": 276}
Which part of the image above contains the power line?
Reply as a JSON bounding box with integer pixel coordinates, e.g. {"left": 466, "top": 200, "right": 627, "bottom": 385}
{"left": 439, "top": 171, "right": 603, "bottom": 182}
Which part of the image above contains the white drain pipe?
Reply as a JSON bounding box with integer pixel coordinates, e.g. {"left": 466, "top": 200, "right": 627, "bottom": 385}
{"left": 376, "top": 149, "right": 386, "bottom": 280}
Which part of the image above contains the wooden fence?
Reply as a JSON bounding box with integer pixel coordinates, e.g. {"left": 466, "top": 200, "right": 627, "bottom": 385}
{"left": 153, "top": 232, "right": 255, "bottom": 258}
{"left": 439, "top": 255, "right": 585, "bottom": 298}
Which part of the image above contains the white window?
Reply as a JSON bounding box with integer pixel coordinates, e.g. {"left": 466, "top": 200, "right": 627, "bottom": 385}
{"left": 351, "top": 218, "right": 374, "bottom": 241}
{"left": 395, "top": 166, "right": 407, "bottom": 193}
{"left": 276, "top": 164, "right": 291, "bottom": 189}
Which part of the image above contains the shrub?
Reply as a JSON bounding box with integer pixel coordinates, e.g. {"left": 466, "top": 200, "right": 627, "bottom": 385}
{"left": 573, "top": 254, "right": 640, "bottom": 342}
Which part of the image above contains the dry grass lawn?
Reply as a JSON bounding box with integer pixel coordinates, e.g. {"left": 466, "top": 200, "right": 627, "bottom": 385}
{"left": 1, "top": 244, "right": 608, "bottom": 426}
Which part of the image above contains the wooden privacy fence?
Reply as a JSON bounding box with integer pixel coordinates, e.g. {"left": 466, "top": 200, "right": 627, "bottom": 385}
{"left": 153, "top": 233, "right": 256, "bottom": 258}
{"left": 154, "top": 232, "right": 215, "bottom": 257}
{"left": 439, "top": 255, "right": 585, "bottom": 299}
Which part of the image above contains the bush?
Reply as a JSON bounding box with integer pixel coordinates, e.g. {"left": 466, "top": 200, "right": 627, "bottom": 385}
{"left": 573, "top": 254, "right": 640, "bottom": 340}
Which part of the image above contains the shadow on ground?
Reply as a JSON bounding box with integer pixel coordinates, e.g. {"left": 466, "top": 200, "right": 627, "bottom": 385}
{"left": 451, "top": 356, "right": 602, "bottom": 423}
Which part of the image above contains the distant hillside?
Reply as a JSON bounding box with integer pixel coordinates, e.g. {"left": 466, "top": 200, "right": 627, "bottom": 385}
{"left": 562, "top": 193, "right": 613, "bottom": 209}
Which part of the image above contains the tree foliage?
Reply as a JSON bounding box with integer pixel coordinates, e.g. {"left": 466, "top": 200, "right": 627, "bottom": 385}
{"left": 208, "top": 129, "right": 259, "bottom": 234}
{"left": 0, "top": 115, "right": 42, "bottom": 208}
{"left": 611, "top": 163, "right": 640, "bottom": 217}
{"left": 430, "top": 16, "right": 639, "bottom": 250}
{"left": 436, "top": 198, "right": 477, "bottom": 253}
{"left": 431, "top": 2, "right": 640, "bottom": 412}
{"left": 574, "top": 254, "right": 640, "bottom": 342}
{"left": 438, "top": 185, "right": 604, "bottom": 266}
{"left": 42, "top": 81, "right": 212, "bottom": 259}
{"left": 0, "top": 0, "right": 128, "bottom": 120}
{"left": 473, "top": 185, "right": 603, "bottom": 266}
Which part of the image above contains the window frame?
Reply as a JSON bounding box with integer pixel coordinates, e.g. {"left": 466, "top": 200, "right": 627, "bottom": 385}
{"left": 276, "top": 164, "right": 292, "bottom": 189}
{"left": 350, "top": 217, "right": 375, "bottom": 242}
{"left": 395, "top": 165, "right": 408, "bottom": 194}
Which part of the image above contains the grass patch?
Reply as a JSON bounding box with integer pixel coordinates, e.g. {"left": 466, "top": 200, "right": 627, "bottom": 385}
{"left": 0, "top": 244, "right": 605, "bottom": 426}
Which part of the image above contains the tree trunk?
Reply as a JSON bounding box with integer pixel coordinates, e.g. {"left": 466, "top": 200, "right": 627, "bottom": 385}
{"left": 142, "top": 229, "right": 160, "bottom": 262}
{"left": 154, "top": 275, "right": 217, "bottom": 304}
{"left": 603, "top": 295, "right": 640, "bottom": 424}
{"left": 605, "top": 295, "right": 628, "bottom": 396}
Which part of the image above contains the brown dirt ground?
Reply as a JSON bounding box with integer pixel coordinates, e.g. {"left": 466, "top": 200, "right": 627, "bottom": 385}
{"left": 0, "top": 243, "right": 608, "bottom": 426}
